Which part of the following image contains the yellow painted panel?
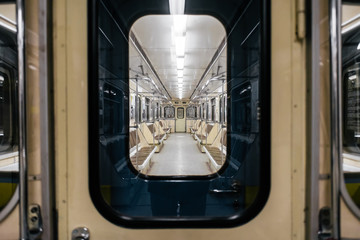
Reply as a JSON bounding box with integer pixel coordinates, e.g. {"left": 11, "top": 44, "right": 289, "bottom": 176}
{"left": 0, "top": 183, "right": 17, "bottom": 209}
{"left": 346, "top": 184, "right": 360, "bottom": 207}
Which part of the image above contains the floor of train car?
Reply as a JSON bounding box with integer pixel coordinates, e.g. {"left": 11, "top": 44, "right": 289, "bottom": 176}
{"left": 147, "top": 133, "right": 213, "bottom": 176}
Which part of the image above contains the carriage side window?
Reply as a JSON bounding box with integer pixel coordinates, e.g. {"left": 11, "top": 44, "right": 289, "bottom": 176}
{"left": 211, "top": 98, "right": 216, "bottom": 122}
{"left": 145, "top": 98, "right": 150, "bottom": 122}
{"left": 0, "top": 2, "right": 19, "bottom": 221}
{"left": 206, "top": 101, "right": 209, "bottom": 120}
{"left": 0, "top": 75, "right": 7, "bottom": 148}
{"left": 0, "top": 73, "right": 16, "bottom": 152}
{"left": 219, "top": 97, "right": 223, "bottom": 123}
{"left": 341, "top": 2, "right": 360, "bottom": 213}
{"left": 90, "top": 0, "right": 270, "bottom": 228}
{"left": 201, "top": 105, "right": 203, "bottom": 119}
{"left": 164, "top": 106, "right": 175, "bottom": 118}
{"left": 156, "top": 102, "right": 159, "bottom": 119}
{"left": 186, "top": 106, "right": 196, "bottom": 118}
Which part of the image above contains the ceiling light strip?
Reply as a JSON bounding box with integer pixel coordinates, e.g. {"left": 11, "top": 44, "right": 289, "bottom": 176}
{"left": 169, "top": 0, "right": 185, "bottom": 15}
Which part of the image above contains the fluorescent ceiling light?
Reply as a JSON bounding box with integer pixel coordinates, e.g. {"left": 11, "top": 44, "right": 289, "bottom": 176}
{"left": 169, "top": 0, "right": 185, "bottom": 15}
{"left": 178, "top": 77, "right": 183, "bottom": 83}
{"left": 178, "top": 70, "right": 183, "bottom": 78}
{"left": 349, "top": 75, "right": 357, "bottom": 80}
{"left": 358, "top": 42, "right": 360, "bottom": 50}
{"left": 177, "top": 57, "right": 184, "bottom": 69}
{"left": 176, "top": 36, "right": 186, "bottom": 56}
{"left": 173, "top": 15, "right": 187, "bottom": 34}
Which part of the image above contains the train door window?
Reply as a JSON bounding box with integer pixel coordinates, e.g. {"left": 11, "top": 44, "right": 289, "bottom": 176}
{"left": 0, "top": 2, "right": 18, "bottom": 221}
{"left": 341, "top": 2, "right": 360, "bottom": 216}
{"left": 177, "top": 107, "right": 184, "bottom": 119}
{"left": 90, "top": 0, "right": 270, "bottom": 228}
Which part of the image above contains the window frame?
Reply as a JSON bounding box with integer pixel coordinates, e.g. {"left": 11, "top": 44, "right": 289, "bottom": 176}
{"left": 88, "top": 0, "right": 271, "bottom": 228}
{"left": 339, "top": 2, "right": 360, "bottom": 220}
{"left": 0, "top": 16, "right": 19, "bottom": 222}
{"left": 177, "top": 107, "right": 184, "bottom": 119}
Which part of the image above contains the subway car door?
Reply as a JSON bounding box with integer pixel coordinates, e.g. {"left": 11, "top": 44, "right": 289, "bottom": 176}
{"left": 51, "top": 0, "right": 309, "bottom": 239}
{"left": 175, "top": 106, "right": 185, "bottom": 132}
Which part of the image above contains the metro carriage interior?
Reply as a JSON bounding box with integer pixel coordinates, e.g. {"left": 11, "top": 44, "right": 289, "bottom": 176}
{"left": 1, "top": 0, "right": 360, "bottom": 238}
{"left": 127, "top": 15, "right": 228, "bottom": 175}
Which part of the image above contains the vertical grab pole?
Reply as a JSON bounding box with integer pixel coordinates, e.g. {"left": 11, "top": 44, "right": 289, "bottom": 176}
{"left": 205, "top": 94, "right": 208, "bottom": 145}
{"left": 17, "top": 0, "right": 28, "bottom": 239}
{"left": 221, "top": 79, "right": 225, "bottom": 165}
{"left": 329, "top": 0, "right": 341, "bottom": 238}
{"left": 152, "top": 98, "right": 155, "bottom": 147}
{"left": 200, "top": 101, "right": 203, "bottom": 141}
{"left": 305, "top": 0, "right": 321, "bottom": 239}
{"left": 135, "top": 77, "right": 139, "bottom": 171}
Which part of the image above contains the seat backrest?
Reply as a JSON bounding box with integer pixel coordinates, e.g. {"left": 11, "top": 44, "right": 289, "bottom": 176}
{"left": 147, "top": 124, "right": 154, "bottom": 133}
{"left": 222, "top": 129, "right": 227, "bottom": 147}
{"left": 129, "top": 130, "right": 140, "bottom": 148}
{"left": 196, "top": 120, "right": 201, "bottom": 128}
{"left": 129, "top": 130, "right": 136, "bottom": 149}
{"left": 206, "top": 124, "right": 213, "bottom": 134}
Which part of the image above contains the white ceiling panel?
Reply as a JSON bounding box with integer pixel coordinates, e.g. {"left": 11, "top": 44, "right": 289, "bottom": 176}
{"left": 130, "top": 15, "right": 226, "bottom": 100}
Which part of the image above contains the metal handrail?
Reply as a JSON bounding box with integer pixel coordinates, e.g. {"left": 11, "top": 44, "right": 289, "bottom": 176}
{"left": 16, "top": 0, "right": 27, "bottom": 239}
{"left": 329, "top": 0, "right": 341, "bottom": 238}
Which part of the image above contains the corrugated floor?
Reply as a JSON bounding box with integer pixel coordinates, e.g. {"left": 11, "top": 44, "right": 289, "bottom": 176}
{"left": 147, "top": 133, "right": 212, "bottom": 176}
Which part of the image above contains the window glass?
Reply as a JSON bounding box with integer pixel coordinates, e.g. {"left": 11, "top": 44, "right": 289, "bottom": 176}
{"left": 211, "top": 98, "right": 216, "bottom": 122}
{"left": 90, "top": 0, "right": 270, "bottom": 227}
{"left": 186, "top": 106, "right": 196, "bottom": 118}
{"left": 177, "top": 107, "right": 184, "bottom": 119}
{"left": 0, "top": 2, "right": 19, "bottom": 220}
{"left": 341, "top": 2, "right": 360, "bottom": 212}
{"left": 102, "top": 83, "right": 124, "bottom": 135}
{"left": 164, "top": 106, "right": 175, "bottom": 118}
